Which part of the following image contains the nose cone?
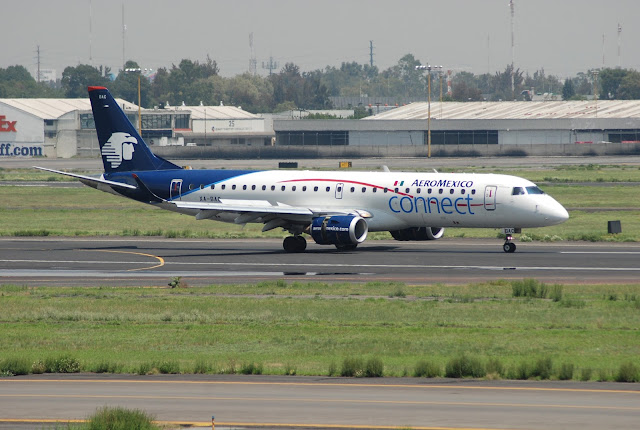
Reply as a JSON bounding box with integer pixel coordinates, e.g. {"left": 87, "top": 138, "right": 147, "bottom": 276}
{"left": 544, "top": 199, "right": 570, "bottom": 225}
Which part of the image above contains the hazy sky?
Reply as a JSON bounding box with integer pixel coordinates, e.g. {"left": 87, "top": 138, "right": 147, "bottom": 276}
{"left": 3, "top": 0, "right": 638, "bottom": 80}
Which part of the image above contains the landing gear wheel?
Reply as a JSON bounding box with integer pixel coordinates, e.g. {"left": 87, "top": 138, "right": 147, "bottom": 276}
{"left": 335, "top": 243, "right": 358, "bottom": 251}
{"left": 283, "top": 235, "right": 307, "bottom": 253}
{"left": 503, "top": 242, "right": 516, "bottom": 253}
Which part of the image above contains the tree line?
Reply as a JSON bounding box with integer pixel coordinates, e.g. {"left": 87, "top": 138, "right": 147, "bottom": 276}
{"left": 2, "top": 53, "right": 640, "bottom": 113}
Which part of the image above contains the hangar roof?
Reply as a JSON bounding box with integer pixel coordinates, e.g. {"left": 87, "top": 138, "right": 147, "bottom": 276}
{"left": 365, "top": 100, "right": 640, "bottom": 120}
{"left": 0, "top": 98, "right": 137, "bottom": 120}
{"left": 177, "top": 105, "right": 258, "bottom": 120}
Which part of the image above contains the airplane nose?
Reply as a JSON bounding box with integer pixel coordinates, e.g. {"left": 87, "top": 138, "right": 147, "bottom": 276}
{"left": 545, "top": 200, "right": 569, "bottom": 225}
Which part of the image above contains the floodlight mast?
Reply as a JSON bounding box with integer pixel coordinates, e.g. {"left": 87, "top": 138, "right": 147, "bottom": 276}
{"left": 416, "top": 64, "right": 442, "bottom": 158}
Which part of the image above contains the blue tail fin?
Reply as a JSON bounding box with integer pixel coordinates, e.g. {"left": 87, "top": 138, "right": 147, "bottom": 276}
{"left": 88, "top": 86, "right": 181, "bottom": 173}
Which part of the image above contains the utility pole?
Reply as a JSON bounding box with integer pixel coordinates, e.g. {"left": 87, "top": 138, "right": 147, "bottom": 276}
{"left": 369, "top": 40, "right": 374, "bottom": 68}
{"left": 416, "top": 64, "right": 442, "bottom": 158}
{"left": 36, "top": 45, "right": 41, "bottom": 83}
{"left": 510, "top": 0, "right": 515, "bottom": 100}
{"left": 249, "top": 33, "right": 257, "bottom": 75}
{"left": 262, "top": 56, "right": 279, "bottom": 76}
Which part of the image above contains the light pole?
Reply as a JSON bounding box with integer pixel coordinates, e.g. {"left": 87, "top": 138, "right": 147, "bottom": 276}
{"left": 416, "top": 64, "right": 442, "bottom": 158}
{"left": 124, "top": 67, "right": 152, "bottom": 135}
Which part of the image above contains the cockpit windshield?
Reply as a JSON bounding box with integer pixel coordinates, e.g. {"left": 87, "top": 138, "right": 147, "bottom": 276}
{"left": 512, "top": 186, "right": 545, "bottom": 195}
{"left": 526, "top": 186, "right": 545, "bottom": 195}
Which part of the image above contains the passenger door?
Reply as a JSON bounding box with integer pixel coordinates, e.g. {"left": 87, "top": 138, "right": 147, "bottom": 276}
{"left": 335, "top": 182, "right": 344, "bottom": 199}
{"left": 170, "top": 179, "right": 183, "bottom": 201}
{"left": 484, "top": 185, "right": 497, "bottom": 211}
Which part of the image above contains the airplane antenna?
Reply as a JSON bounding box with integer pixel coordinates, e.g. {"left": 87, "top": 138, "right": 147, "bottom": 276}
{"left": 381, "top": 165, "right": 390, "bottom": 172}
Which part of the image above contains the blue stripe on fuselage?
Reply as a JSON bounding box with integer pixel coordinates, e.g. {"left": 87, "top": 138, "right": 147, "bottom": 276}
{"left": 105, "top": 169, "right": 261, "bottom": 201}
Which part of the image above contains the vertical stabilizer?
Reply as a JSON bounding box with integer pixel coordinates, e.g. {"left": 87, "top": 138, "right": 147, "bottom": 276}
{"left": 88, "top": 86, "right": 181, "bottom": 173}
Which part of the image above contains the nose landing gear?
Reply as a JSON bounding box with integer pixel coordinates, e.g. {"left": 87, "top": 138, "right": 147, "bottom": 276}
{"left": 501, "top": 228, "right": 517, "bottom": 253}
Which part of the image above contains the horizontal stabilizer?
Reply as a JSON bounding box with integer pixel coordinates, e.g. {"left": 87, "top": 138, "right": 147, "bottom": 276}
{"left": 33, "top": 166, "right": 137, "bottom": 190}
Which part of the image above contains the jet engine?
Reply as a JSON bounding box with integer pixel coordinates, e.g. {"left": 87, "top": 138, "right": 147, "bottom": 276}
{"left": 389, "top": 227, "right": 445, "bottom": 241}
{"left": 311, "top": 215, "right": 368, "bottom": 245}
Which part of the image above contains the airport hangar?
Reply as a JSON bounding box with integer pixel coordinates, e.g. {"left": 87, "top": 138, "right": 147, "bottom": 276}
{"left": 0, "top": 97, "right": 273, "bottom": 159}
{"left": 3, "top": 97, "right": 640, "bottom": 159}
{"left": 272, "top": 100, "right": 640, "bottom": 157}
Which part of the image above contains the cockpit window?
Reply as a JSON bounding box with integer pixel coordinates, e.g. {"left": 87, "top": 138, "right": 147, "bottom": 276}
{"left": 526, "top": 186, "right": 545, "bottom": 195}
{"left": 512, "top": 187, "right": 525, "bottom": 195}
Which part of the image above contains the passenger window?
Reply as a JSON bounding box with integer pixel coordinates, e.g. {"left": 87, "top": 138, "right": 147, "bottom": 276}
{"left": 200, "top": 184, "right": 205, "bottom": 189}
{"left": 416, "top": 188, "right": 421, "bottom": 194}
{"left": 471, "top": 189, "right": 476, "bottom": 195}
{"left": 450, "top": 189, "right": 454, "bottom": 194}
{"left": 512, "top": 187, "right": 525, "bottom": 195}
{"left": 262, "top": 185, "right": 266, "bottom": 191}
{"left": 362, "top": 187, "right": 366, "bottom": 193}
{"left": 281, "top": 186, "right": 286, "bottom": 191}
{"left": 439, "top": 189, "right": 443, "bottom": 194}
{"left": 252, "top": 185, "right": 256, "bottom": 190}
{"left": 383, "top": 188, "right": 388, "bottom": 193}
{"left": 461, "top": 189, "right": 465, "bottom": 195}
{"left": 242, "top": 185, "right": 247, "bottom": 190}
{"left": 221, "top": 184, "right": 226, "bottom": 190}
{"left": 271, "top": 185, "right": 275, "bottom": 191}
{"left": 428, "top": 188, "right": 432, "bottom": 194}
{"left": 232, "top": 185, "right": 236, "bottom": 190}
{"left": 189, "top": 184, "right": 195, "bottom": 190}
{"left": 350, "top": 187, "right": 355, "bottom": 192}
{"left": 292, "top": 186, "right": 297, "bottom": 191}
{"left": 302, "top": 186, "right": 307, "bottom": 191}
{"left": 372, "top": 188, "right": 377, "bottom": 193}
{"left": 326, "top": 186, "right": 330, "bottom": 192}
{"left": 394, "top": 187, "right": 399, "bottom": 193}
{"left": 405, "top": 188, "right": 410, "bottom": 193}
{"left": 314, "top": 186, "right": 318, "bottom": 192}
{"left": 211, "top": 184, "right": 215, "bottom": 189}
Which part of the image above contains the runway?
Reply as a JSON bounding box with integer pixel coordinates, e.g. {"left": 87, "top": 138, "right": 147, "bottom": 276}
{"left": 1, "top": 375, "right": 639, "bottom": 430}
{"left": 1, "top": 237, "right": 640, "bottom": 286}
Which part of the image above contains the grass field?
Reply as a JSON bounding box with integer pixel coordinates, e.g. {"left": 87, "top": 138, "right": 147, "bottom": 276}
{"left": 1, "top": 281, "right": 639, "bottom": 380}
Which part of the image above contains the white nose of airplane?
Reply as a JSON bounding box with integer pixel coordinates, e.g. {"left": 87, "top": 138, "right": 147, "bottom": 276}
{"left": 544, "top": 199, "right": 570, "bottom": 225}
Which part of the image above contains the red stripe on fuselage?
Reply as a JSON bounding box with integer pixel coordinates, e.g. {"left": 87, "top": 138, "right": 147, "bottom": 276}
{"left": 279, "top": 178, "right": 414, "bottom": 198}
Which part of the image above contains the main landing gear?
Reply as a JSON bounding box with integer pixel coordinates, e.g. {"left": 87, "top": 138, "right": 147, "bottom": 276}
{"left": 283, "top": 235, "right": 307, "bottom": 253}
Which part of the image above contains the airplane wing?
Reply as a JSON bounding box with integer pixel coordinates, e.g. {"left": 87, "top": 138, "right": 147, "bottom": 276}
{"left": 33, "top": 166, "right": 137, "bottom": 190}
{"left": 172, "top": 199, "right": 371, "bottom": 230}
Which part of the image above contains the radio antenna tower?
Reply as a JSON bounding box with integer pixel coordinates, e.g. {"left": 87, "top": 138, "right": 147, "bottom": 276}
{"left": 510, "top": 0, "right": 515, "bottom": 100}
{"left": 249, "top": 33, "right": 257, "bottom": 75}
{"left": 617, "top": 23, "right": 622, "bottom": 68}
{"left": 262, "top": 56, "right": 279, "bottom": 76}
{"left": 369, "top": 40, "right": 374, "bottom": 67}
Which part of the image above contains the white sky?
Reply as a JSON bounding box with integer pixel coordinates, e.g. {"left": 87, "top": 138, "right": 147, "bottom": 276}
{"left": 3, "top": 0, "right": 638, "bottom": 80}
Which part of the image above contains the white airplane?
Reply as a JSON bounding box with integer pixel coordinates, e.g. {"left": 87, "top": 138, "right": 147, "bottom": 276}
{"left": 36, "top": 87, "right": 569, "bottom": 253}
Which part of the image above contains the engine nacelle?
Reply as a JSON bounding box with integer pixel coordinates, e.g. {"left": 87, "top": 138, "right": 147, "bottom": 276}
{"left": 389, "top": 227, "right": 445, "bottom": 241}
{"left": 311, "top": 215, "right": 368, "bottom": 245}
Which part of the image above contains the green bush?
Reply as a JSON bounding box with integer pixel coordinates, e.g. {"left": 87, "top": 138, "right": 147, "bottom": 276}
{"left": 557, "top": 363, "right": 574, "bottom": 380}
{"left": 365, "top": 358, "right": 384, "bottom": 377}
{"left": 445, "top": 355, "right": 485, "bottom": 378}
{"left": 87, "top": 406, "right": 159, "bottom": 430}
{"left": 240, "top": 362, "right": 263, "bottom": 375}
{"left": 579, "top": 368, "right": 593, "bottom": 381}
{"left": 327, "top": 361, "right": 338, "bottom": 377}
{"left": 93, "top": 361, "right": 123, "bottom": 374}
{"left": 194, "top": 359, "right": 211, "bottom": 374}
{"left": 413, "top": 360, "right": 440, "bottom": 378}
{"left": 137, "top": 362, "right": 152, "bottom": 375}
{"left": 550, "top": 284, "right": 563, "bottom": 302}
{"left": 31, "top": 360, "right": 46, "bottom": 374}
{"left": 615, "top": 362, "right": 639, "bottom": 382}
{"left": 341, "top": 357, "right": 365, "bottom": 377}
{"left": 45, "top": 356, "right": 81, "bottom": 373}
{"left": 485, "top": 358, "right": 504, "bottom": 377}
{"left": 157, "top": 361, "right": 180, "bottom": 374}
{"left": 512, "top": 279, "right": 548, "bottom": 298}
{"left": 532, "top": 357, "right": 553, "bottom": 380}
{"left": 0, "top": 357, "right": 31, "bottom": 376}
{"left": 510, "top": 361, "right": 533, "bottom": 380}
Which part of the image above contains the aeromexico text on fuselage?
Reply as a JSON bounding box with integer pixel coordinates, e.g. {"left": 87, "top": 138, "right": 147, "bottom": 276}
{"left": 109, "top": 170, "right": 482, "bottom": 217}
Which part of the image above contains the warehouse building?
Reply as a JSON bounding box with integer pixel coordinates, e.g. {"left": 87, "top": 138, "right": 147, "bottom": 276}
{"left": 0, "top": 98, "right": 270, "bottom": 158}
{"left": 273, "top": 100, "right": 640, "bottom": 156}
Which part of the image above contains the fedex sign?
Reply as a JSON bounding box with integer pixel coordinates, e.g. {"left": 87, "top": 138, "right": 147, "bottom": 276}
{"left": 0, "top": 116, "right": 17, "bottom": 132}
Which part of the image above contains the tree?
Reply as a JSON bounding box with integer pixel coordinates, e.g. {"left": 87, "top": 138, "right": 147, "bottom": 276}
{"left": 600, "top": 68, "right": 627, "bottom": 99}
{"left": 491, "top": 64, "right": 524, "bottom": 101}
{"left": 61, "top": 64, "right": 107, "bottom": 98}
{"left": 562, "top": 78, "right": 575, "bottom": 100}
{"left": 617, "top": 70, "right": 640, "bottom": 100}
